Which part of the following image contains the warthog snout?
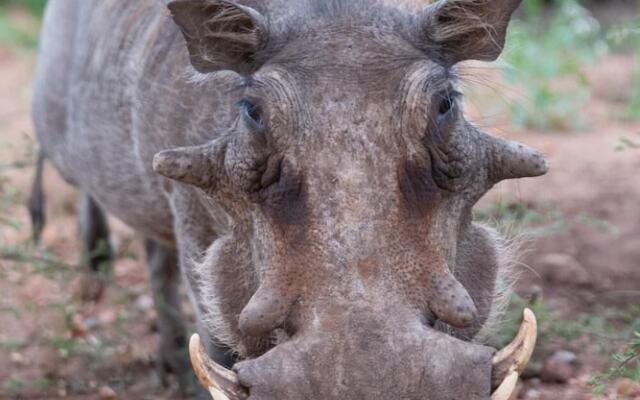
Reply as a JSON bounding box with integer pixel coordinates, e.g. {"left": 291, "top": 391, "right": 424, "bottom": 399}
{"left": 190, "top": 306, "right": 537, "bottom": 400}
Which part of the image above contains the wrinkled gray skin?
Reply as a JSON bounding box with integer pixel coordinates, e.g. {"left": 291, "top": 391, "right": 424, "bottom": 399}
{"left": 33, "top": 0, "right": 548, "bottom": 398}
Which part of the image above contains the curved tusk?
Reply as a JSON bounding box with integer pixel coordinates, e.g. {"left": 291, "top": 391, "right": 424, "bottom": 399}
{"left": 490, "top": 308, "right": 538, "bottom": 400}
{"left": 189, "top": 334, "right": 249, "bottom": 400}
{"left": 491, "top": 371, "right": 519, "bottom": 400}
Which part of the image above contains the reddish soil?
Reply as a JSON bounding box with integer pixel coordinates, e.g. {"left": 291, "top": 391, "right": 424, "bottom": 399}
{"left": 1, "top": 35, "right": 639, "bottom": 400}
{"left": 473, "top": 52, "right": 640, "bottom": 400}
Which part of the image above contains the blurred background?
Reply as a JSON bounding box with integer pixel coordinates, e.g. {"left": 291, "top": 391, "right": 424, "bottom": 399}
{"left": 0, "top": 0, "right": 638, "bottom": 399}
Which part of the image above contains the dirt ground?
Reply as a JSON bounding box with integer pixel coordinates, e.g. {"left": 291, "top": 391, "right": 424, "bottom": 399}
{"left": 0, "top": 23, "right": 639, "bottom": 400}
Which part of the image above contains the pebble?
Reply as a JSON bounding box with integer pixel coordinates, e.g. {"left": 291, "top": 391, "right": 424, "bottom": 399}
{"left": 98, "top": 309, "right": 117, "bottom": 326}
{"left": 9, "top": 352, "right": 25, "bottom": 365}
{"left": 135, "top": 294, "right": 154, "bottom": 312}
{"left": 70, "top": 313, "right": 89, "bottom": 338}
{"left": 99, "top": 385, "right": 117, "bottom": 399}
{"left": 522, "top": 360, "right": 543, "bottom": 379}
{"left": 524, "top": 388, "right": 541, "bottom": 399}
{"left": 540, "top": 350, "right": 578, "bottom": 383}
{"left": 616, "top": 378, "right": 640, "bottom": 397}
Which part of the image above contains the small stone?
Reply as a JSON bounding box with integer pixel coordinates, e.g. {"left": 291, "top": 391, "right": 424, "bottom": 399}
{"left": 99, "top": 385, "right": 117, "bottom": 399}
{"left": 70, "top": 314, "right": 88, "bottom": 338}
{"left": 529, "top": 377, "right": 542, "bottom": 386}
{"left": 87, "top": 335, "right": 102, "bottom": 347}
{"left": 552, "top": 350, "right": 578, "bottom": 364}
{"left": 616, "top": 378, "right": 640, "bottom": 397}
{"left": 522, "top": 360, "right": 543, "bottom": 379}
{"left": 524, "top": 388, "right": 541, "bottom": 399}
{"left": 84, "top": 317, "right": 99, "bottom": 330}
{"left": 541, "top": 350, "right": 577, "bottom": 383}
{"left": 537, "top": 253, "right": 589, "bottom": 285}
{"left": 9, "top": 352, "right": 25, "bottom": 365}
{"left": 135, "top": 294, "right": 154, "bottom": 312}
{"left": 57, "top": 381, "right": 68, "bottom": 397}
{"left": 98, "top": 309, "right": 117, "bottom": 326}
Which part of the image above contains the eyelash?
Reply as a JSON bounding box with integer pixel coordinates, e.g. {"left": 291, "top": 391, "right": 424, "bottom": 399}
{"left": 436, "top": 90, "right": 461, "bottom": 120}
{"left": 238, "top": 99, "right": 264, "bottom": 129}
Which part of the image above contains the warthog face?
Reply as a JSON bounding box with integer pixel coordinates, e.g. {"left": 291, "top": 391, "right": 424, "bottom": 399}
{"left": 153, "top": 0, "right": 547, "bottom": 398}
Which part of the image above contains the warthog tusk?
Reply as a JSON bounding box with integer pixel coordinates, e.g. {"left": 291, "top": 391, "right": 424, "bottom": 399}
{"left": 490, "top": 308, "right": 538, "bottom": 400}
{"left": 187, "top": 310, "right": 536, "bottom": 400}
{"left": 189, "top": 334, "right": 249, "bottom": 400}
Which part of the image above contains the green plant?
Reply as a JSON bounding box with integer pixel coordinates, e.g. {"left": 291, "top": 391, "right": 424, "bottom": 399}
{"left": 577, "top": 213, "right": 620, "bottom": 235}
{"left": 502, "top": 0, "right": 608, "bottom": 131}
{"left": 475, "top": 201, "right": 620, "bottom": 240}
{"left": 474, "top": 201, "right": 549, "bottom": 226}
{"left": 1, "top": 376, "right": 54, "bottom": 395}
{"left": 629, "top": 68, "right": 640, "bottom": 121}
{"left": 33, "top": 377, "right": 54, "bottom": 391}
{"left": 608, "top": 18, "right": 640, "bottom": 121}
{"left": 0, "top": 339, "right": 25, "bottom": 351}
{"left": 493, "top": 295, "right": 591, "bottom": 348}
{"left": 2, "top": 377, "right": 25, "bottom": 394}
{"left": 0, "top": 0, "right": 47, "bottom": 17}
{"left": 0, "top": 0, "right": 43, "bottom": 50}
{"left": 0, "top": 244, "right": 75, "bottom": 279}
{"left": 590, "top": 331, "right": 640, "bottom": 395}
{"left": 493, "top": 293, "right": 640, "bottom": 395}
{"left": 0, "top": 165, "right": 22, "bottom": 229}
{"left": 492, "top": 295, "right": 640, "bottom": 351}
{"left": 473, "top": 200, "right": 567, "bottom": 238}
{"left": 615, "top": 135, "right": 640, "bottom": 151}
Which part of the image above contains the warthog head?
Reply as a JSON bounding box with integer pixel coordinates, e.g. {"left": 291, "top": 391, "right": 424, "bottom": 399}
{"left": 154, "top": 0, "right": 547, "bottom": 398}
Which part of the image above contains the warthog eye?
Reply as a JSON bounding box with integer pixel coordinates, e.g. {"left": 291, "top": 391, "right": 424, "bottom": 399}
{"left": 238, "top": 99, "right": 264, "bottom": 130}
{"left": 436, "top": 90, "right": 460, "bottom": 124}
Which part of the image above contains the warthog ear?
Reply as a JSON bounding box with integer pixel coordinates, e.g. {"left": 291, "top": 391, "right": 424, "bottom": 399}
{"left": 420, "top": 0, "right": 523, "bottom": 65}
{"left": 168, "top": 0, "right": 268, "bottom": 74}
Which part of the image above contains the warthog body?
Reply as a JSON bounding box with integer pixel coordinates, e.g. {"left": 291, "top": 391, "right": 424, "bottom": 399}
{"left": 33, "top": 0, "right": 547, "bottom": 398}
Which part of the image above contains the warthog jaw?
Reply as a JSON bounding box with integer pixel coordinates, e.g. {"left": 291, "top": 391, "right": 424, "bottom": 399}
{"left": 189, "top": 308, "right": 538, "bottom": 400}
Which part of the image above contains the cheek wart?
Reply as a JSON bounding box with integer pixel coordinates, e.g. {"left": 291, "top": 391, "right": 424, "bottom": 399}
{"left": 397, "top": 159, "right": 442, "bottom": 218}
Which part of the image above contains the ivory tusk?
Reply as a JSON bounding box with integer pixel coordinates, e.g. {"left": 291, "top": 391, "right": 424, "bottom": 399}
{"left": 491, "top": 371, "right": 519, "bottom": 400}
{"left": 189, "top": 334, "right": 249, "bottom": 400}
{"left": 490, "top": 308, "right": 538, "bottom": 400}
{"left": 187, "top": 310, "right": 537, "bottom": 400}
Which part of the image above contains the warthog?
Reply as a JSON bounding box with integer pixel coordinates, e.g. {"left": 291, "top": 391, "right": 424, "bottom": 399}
{"left": 31, "top": 0, "right": 547, "bottom": 398}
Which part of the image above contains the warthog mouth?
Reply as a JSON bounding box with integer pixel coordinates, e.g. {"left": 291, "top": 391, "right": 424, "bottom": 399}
{"left": 188, "top": 309, "right": 537, "bottom": 400}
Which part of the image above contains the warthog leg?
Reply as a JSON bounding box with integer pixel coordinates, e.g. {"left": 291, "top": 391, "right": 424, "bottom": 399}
{"left": 145, "top": 239, "right": 199, "bottom": 395}
{"left": 79, "top": 193, "right": 112, "bottom": 301}
{"left": 28, "top": 150, "right": 46, "bottom": 244}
